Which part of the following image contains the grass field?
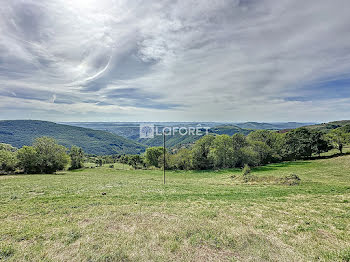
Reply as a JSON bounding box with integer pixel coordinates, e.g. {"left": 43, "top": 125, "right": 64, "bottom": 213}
{"left": 1, "top": 156, "right": 350, "bottom": 261}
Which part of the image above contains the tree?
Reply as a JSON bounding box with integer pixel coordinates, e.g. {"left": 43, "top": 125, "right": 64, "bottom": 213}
{"left": 327, "top": 128, "right": 349, "bottom": 154}
{"left": 17, "top": 146, "right": 39, "bottom": 174}
{"left": 127, "top": 155, "right": 145, "bottom": 169}
{"left": 310, "top": 130, "right": 330, "bottom": 156}
{"left": 284, "top": 128, "right": 313, "bottom": 160}
{"left": 0, "top": 143, "right": 17, "bottom": 152}
{"left": 231, "top": 134, "right": 249, "bottom": 167}
{"left": 191, "top": 135, "right": 215, "bottom": 170}
{"left": 169, "top": 148, "right": 192, "bottom": 170}
{"left": 247, "top": 130, "right": 276, "bottom": 148}
{"left": 248, "top": 131, "right": 283, "bottom": 162}
{"left": 240, "top": 146, "right": 260, "bottom": 167}
{"left": 232, "top": 133, "right": 248, "bottom": 151}
{"left": 0, "top": 148, "right": 17, "bottom": 173}
{"left": 33, "top": 137, "right": 69, "bottom": 173}
{"left": 209, "top": 135, "right": 234, "bottom": 168}
{"left": 70, "top": 146, "right": 84, "bottom": 170}
{"left": 17, "top": 137, "right": 69, "bottom": 174}
{"left": 249, "top": 140, "right": 273, "bottom": 165}
{"left": 145, "top": 147, "right": 164, "bottom": 167}
{"left": 95, "top": 157, "right": 103, "bottom": 167}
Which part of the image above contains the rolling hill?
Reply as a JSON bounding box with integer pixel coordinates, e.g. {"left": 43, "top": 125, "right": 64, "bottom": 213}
{"left": 233, "top": 122, "right": 315, "bottom": 130}
{"left": 62, "top": 122, "right": 312, "bottom": 148}
{"left": 0, "top": 120, "right": 146, "bottom": 155}
{"left": 63, "top": 122, "right": 254, "bottom": 148}
{"left": 304, "top": 120, "right": 350, "bottom": 132}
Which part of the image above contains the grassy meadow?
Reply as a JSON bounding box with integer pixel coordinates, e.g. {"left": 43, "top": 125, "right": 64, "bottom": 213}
{"left": 1, "top": 156, "right": 350, "bottom": 261}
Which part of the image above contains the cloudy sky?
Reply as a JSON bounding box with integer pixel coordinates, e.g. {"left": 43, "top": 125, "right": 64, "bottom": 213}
{"left": 1, "top": 0, "right": 350, "bottom": 122}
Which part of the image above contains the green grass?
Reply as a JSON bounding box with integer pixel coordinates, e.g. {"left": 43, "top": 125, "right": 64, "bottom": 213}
{"left": 1, "top": 156, "right": 350, "bottom": 261}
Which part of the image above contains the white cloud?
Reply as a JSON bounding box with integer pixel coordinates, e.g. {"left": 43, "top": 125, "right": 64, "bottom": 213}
{"left": 0, "top": 0, "right": 350, "bottom": 121}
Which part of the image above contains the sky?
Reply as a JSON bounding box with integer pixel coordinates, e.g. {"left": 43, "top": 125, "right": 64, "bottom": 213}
{"left": 1, "top": 0, "right": 350, "bottom": 122}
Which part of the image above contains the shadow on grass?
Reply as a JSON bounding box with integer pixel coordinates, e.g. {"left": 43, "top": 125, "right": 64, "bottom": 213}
{"left": 310, "top": 151, "right": 350, "bottom": 160}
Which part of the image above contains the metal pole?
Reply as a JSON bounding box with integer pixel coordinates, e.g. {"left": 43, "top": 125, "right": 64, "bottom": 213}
{"left": 163, "top": 132, "right": 166, "bottom": 184}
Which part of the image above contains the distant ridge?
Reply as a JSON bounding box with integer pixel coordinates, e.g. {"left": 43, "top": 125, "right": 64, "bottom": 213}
{"left": 233, "top": 122, "right": 316, "bottom": 130}
{"left": 304, "top": 120, "right": 350, "bottom": 131}
{"left": 0, "top": 120, "right": 145, "bottom": 155}
{"left": 62, "top": 121, "right": 313, "bottom": 148}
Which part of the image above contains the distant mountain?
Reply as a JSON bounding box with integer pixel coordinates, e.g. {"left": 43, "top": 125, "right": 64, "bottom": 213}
{"left": 61, "top": 122, "right": 224, "bottom": 140}
{"left": 59, "top": 121, "right": 317, "bottom": 149}
{"left": 141, "top": 125, "right": 253, "bottom": 148}
{"left": 0, "top": 120, "right": 145, "bottom": 155}
{"left": 63, "top": 122, "right": 254, "bottom": 148}
{"left": 233, "top": 122, "right": 315, "bottom": 130}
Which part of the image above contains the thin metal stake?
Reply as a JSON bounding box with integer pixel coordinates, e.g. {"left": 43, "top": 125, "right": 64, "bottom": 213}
{"left": 163, "top": 132, "right": 166, "bottom": 184}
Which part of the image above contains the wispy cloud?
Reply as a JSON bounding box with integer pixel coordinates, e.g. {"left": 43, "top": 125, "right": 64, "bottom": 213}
{"left": 1, "top": 0, "right": 350, "bottom": 121}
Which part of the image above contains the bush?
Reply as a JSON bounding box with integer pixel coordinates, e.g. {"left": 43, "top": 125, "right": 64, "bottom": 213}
{"left": 240, "top": 147, "right": 260, "bottom": 167}
{"left": 0, "top": 143, "right": 17, "bottom": 152}
{"left": 0, "top": 149, "right": 17, "bottom": 173}
{"left": 191, "top": 135, "right": 215, "bottom": 170}
{"left": 242, "top": 164, "right": 251, "bottom": 183}
{"left": 280, "top": 174, "right": 301, "bottom": 186}
{"left": 169, "top": 148, "right": 192, "bottom": 170}
{"left": 17, "top": 137, "right": 69, "bottom": 174}
{"left": 145, "top": 147, "right": 163, "bottom": 167}
{"left": 17, "top": 146, "right": 39, "bottom": 174}
{"left": 69, "top": 146, "right": 84, "bottom": 170}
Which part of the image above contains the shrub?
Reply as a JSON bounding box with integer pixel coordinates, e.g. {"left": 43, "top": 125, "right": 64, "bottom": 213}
{"left": 240, "top": 147, "right": 260, "bottom": 167}
{"left": 0, "top": 150, "right": 17, "bottom": 173}
{"left": 191, "top": 135, "right": 215, "bottom": 170}
{"left": 242, "top": 164, "right": 251, "bottom": 183}
{"left": 145, "top": 147, "right": 163, "bottom": 167}
{"left": 69, "top": 146, "right": 84, "bottom": 170}
{"left": 280, "top": 174, "right": 301, "bottom": 186}
{"left": 169, "top": 148, "right": 192, "bottom": 170}
{"left": 17, "top": 137, "right": 69, "bottom": 174}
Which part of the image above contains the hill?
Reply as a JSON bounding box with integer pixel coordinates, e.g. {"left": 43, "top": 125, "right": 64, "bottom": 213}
{"left": 61, "top": 122, "right": 255, "bottom": 147}
{"left": 62, "top": 122, "right": 312, "bottom": 148}
{"left": 233, "top": 122, "right": 315, "bottom": 130}
{"left": 304, "top": 120, "right": 350, "bottom": 131}
{"left": 139, "top": 126, "right": 252, "bottom": 148}
{"left": 0, "top": 120, "right": 146, "bottom": 155}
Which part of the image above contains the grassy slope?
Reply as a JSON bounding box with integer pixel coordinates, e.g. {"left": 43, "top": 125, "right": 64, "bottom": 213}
{"left": 0, "top": 120, "right": 145, "bottom": 155}
{"left": 1, "top": 156, "right": 350, "bottom": 261}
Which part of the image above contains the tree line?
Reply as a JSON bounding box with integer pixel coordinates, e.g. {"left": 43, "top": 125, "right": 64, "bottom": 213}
{"left": 0, "top": 137, "right": 84, "bottom": 174}
{"left": 1, "top": 126, "right": 349, "bottom": 174}
{"left": 144, "top": 126, "right": 350, "bottom": 170}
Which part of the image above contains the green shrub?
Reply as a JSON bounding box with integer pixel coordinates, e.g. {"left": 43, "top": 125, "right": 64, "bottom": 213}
{"left": 242, "top": 164, "right": 251, "bottom": 183}
{"left": 69, "top": 146, "right": 84, "bottom": 170}
{"left": 145, "top": 147, "right": 163, "bottom": 167}
{"left": 0, "top": 150, "right": 17, "bottom": 173}
{"left": 17, "top": 137, "right": 69, "bottom": 174}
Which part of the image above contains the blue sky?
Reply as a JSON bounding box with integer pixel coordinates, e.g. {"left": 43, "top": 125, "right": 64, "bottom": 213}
{"left": 0, "top": 0, "right": 350, "bottom": 122}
